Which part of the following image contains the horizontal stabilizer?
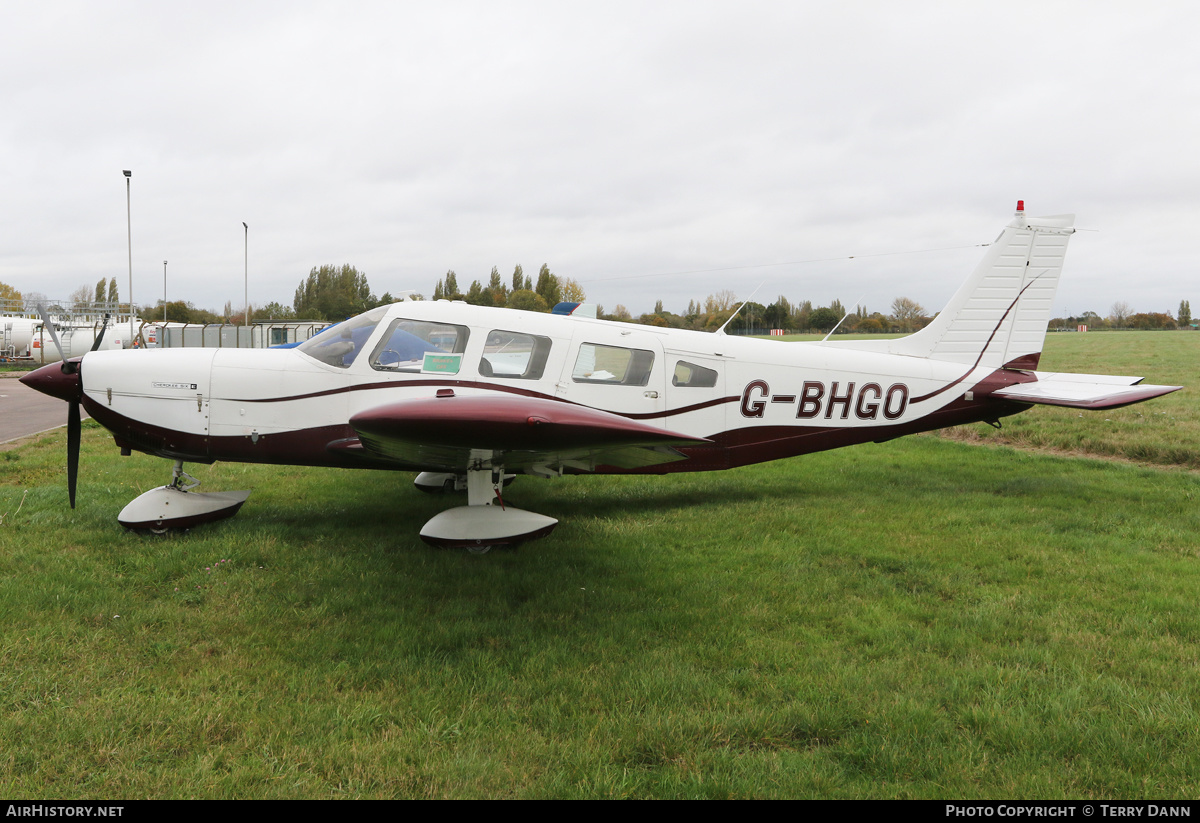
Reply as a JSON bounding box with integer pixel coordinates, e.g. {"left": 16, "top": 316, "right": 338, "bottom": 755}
{"left": 991, "top": 375, "right": 1181, "bottom": 410}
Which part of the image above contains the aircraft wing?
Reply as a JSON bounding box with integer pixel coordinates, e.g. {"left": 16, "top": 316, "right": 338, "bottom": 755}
{"left": 347, "top": 391, "right": 708, "bottom": 473}
{"left": 990, "top": 372, "right": 1181, "bottom": 410}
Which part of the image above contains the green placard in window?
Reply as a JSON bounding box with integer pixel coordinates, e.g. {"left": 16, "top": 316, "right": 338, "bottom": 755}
{"left": 422, "top": 353, "right": 462, "bottom": 374}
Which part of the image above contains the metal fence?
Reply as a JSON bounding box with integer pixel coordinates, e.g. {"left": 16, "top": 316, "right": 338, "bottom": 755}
{"left": 153, "top": 322, "right": 328, "bottom": 349}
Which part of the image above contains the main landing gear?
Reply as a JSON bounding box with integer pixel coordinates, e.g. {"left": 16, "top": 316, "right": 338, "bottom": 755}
{"left": 417, "top": 467, "right": 557, "bottom": 553}
{"left": 117, "top": 460, "right": 251, "bottom": 533}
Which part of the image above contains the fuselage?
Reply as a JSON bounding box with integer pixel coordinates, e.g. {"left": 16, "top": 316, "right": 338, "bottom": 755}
{"left": 72, "top": 300, "right": 1032, "bottom": 474}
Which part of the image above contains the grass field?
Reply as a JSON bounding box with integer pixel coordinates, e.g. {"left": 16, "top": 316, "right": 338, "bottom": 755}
{"left": 0, "top": 331, "right": 1196, "bottom": 798}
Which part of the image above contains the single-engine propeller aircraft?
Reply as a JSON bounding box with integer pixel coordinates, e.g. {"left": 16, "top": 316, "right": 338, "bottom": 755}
{"left": 21, "top": 204, "right": 1182, "bottom": 549}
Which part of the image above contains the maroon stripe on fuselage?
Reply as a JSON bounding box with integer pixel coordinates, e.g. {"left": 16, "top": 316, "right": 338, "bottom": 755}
{"left": 221, "top": 377, "right": 739, "bottom": 420}
{"left": 909, "top": 274, "right": 1045, "bottom": 405}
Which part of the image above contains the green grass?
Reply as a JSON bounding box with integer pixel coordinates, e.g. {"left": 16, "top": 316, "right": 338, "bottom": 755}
{"left": 0, "top": 330, "right": 1196, "bottom": 798}
{"left": 2, "top": 418, "right": 1200, "bottom": 798}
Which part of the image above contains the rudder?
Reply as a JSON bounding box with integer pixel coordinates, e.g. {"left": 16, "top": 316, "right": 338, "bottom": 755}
{"left": 890, "top": 204, "right": 1075, "bottom": 371}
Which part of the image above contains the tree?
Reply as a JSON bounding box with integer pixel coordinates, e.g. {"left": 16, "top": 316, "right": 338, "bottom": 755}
{"left": 763, "top": 296, "right": 791, "bottom": 330}
{"left": 808, "top": 306, "right": 841, "bottom": 332}
{"left": 431, "top": 270, "right": 463, "bottom": 301}
{"left": 534, "top": 264, "right": 560, "bottom": 307}
{"left": 69, "top": 284, "right": 93, "bottom": 307}
{"left": 258, "top": 301, "right": 297, "bottom": 320}
{"left": 107, "top": 277, "right": 119, "bottom": 305}
{"left": 1109, "top": 300, "right": 1132, "bottom": 328}
{"left": 293, "top": 264, "right": 375, "bottom": 321}
{"left": 506, "top": 289, "right": 548, "bottom": 312}
{"left": 703, "top": 290, "right": 737, "bottom": 313}
{"left": 1128, "top": 312, "right": 1175, "bottom": 330}
{"left": 890, "top": 297, "right": 926, "bottom": 333}
{"left": 792, "top": 300, "right": 813, "bottom": 330}
{"left": 94, "top": 278, "right": 106, "bottom": 304}
{"left": 511, "top": 264, "right": 524, "bottom": 293}
{"left": 559, "top": 277, "right": 585, "bottom": 304}
{"left": 465, "top": 280, "right": 489, "bottom": 306}
{"left": 0, "top": 281, "right": 22, "bottom": 309}
{"left": 488, "top": 266, "right": 507, "bottom": 306}
{"left": 151, "top": 300, "right": 203, "bottom": 323}
{"left": 23, "top": 291, "right": 49, "bottom": 312}
{"left": 1179, "top": 299, "right": 1192, "bottom": 327}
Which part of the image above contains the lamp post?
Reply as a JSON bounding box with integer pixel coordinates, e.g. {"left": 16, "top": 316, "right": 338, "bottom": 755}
{"left": 124, "top": 170, "right": 133, "bottom": 346}
{"left": 163, "top": 260, "right": 167, "bottom": 323}
{"left": 243, "top": 222, "right": 249, "bottom": 342}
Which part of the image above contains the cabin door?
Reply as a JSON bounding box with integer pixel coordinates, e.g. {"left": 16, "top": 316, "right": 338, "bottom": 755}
{"left": 557, "top": 329, "right": 666, "bottom": 422}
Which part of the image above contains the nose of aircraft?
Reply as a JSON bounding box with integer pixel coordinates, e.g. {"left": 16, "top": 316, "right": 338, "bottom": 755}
{"left": 19, "top": 359, "right": 83, "bottom": 402}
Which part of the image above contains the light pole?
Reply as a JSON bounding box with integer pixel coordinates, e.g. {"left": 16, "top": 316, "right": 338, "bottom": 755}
{"left": 163, "top": 260, "right": 168, "bottom": 323}
{"left": 242, "top": 222, "right": 249, "bottom": 341}
{"left": 124, "top": 170, "right": 133, "bottom": 346}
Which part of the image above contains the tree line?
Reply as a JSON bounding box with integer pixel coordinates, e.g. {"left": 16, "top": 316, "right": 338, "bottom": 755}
{"left": 1052, "top": 300, "right": 1194, "bottom": 331}
{"left": 3, "top": 268, "right": 1194, "bottom": 335}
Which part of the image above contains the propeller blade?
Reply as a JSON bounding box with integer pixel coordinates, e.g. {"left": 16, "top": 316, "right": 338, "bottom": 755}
{"left": 67, "top": 400, "right": 80, "bottom": 509}
{"left": 91, "top": 313, "right": 110, "bottom": 352}
{"left": 36, "top": 303, "right": 67, "bottom": 367}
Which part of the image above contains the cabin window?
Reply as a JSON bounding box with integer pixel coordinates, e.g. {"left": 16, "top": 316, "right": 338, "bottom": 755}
{"left": 297, "top": 306, "right": 388, "bottom": 368}
{"left": 571, "top": 343, "right": 655, "bottom": 386}
{"left": 479, "top": 330, "right": 552, "bottom": 380}
{"left": 370, "top": 319, "right": 470, "bottom": 373}
{"left": 672, "top": 360, "right": 718, "bottom": 388}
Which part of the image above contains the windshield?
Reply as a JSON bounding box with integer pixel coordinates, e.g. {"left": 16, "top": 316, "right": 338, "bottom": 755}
{"left": 370, "top": 319, "right": 469, "bottom": 373}
{"left": 296, "top": 306, "right": 388, "bottom": 368}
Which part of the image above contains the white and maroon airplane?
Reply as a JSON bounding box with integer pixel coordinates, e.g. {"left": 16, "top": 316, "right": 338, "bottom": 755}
{"left": 21, "top": 204, "right": 1181, "bottom": 550}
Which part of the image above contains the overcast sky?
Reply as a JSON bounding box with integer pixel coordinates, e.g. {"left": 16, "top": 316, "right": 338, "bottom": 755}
{"left": 3, "top": 1, "right": 1197, "bottom": 320}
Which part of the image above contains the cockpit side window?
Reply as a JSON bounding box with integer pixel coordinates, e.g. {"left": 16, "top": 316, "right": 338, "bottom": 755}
{"left": 479, "top": 330, "right": 552, "bottom": 380}
{"left": 369, "top": 319, "right": 470, "bottom": 373}
{"left": 296, "top": 306, "right": 388, "bottom": 368}
{"left": 672, "top": 360, "right": 718, "bottom": 388}
{"left": 571, "top": 343, "right": 654, "bottom": 386}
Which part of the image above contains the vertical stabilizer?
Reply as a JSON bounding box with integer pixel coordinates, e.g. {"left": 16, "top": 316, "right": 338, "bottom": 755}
{"left": 890, "top": 206, "right": 1074, "bottom": 370}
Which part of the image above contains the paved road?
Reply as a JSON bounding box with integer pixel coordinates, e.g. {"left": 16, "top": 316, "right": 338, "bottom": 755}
{"left": 0, "top": 376, "right": 87, "bottom": 445}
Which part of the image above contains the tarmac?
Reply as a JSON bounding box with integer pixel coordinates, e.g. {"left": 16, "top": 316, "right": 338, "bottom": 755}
{"left": 0, "top": 372, "right": 87, "bottom": 448}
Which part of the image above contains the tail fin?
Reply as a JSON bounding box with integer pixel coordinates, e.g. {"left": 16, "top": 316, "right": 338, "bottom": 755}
{"left": 890, "top": 205, "right": 1075, "bottom": 371}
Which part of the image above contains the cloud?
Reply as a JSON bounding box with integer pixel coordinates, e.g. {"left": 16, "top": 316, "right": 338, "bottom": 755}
{"left": 2, "top": 2, "right": 1197, "bottom": 319}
